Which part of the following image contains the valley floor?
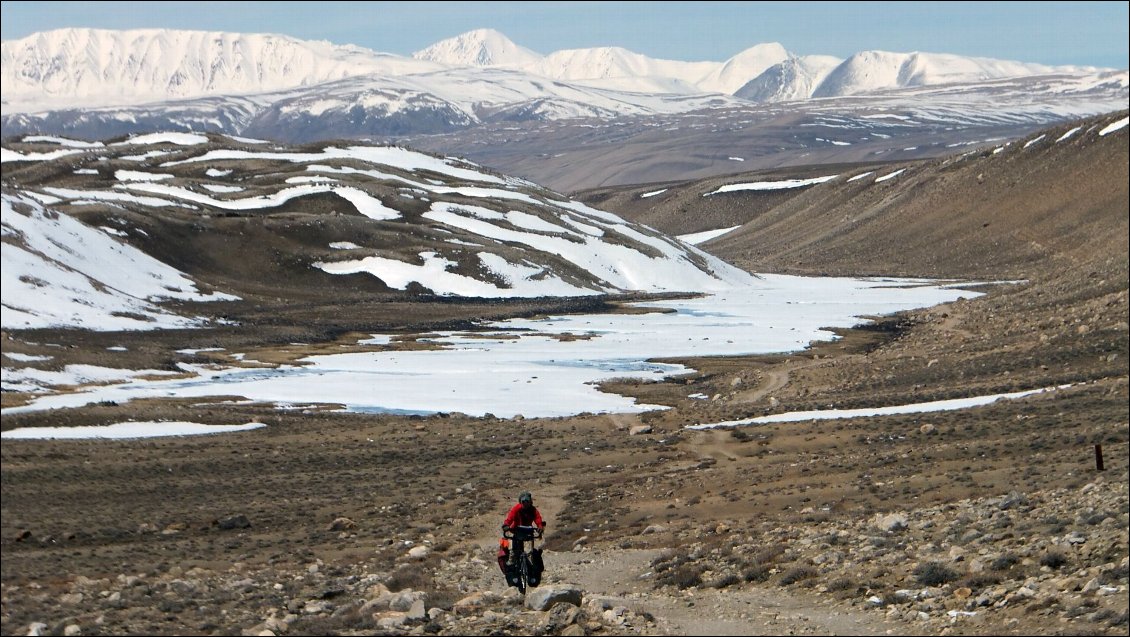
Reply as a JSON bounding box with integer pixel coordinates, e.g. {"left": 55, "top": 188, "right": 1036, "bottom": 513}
{"left": 2, "top": 266, "right": 1127, "bottom": 635}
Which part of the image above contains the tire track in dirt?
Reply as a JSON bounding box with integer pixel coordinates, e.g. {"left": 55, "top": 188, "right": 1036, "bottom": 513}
{"left": 543, "top": 545, "right": 908, "bottom": 635}
{"left": 465, "top": 483, "right": 907, "bottom": 635}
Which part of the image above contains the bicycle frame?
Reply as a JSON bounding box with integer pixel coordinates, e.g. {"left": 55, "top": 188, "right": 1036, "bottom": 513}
{"left": 502, "top": 525, "right": 542, "bottom": 593}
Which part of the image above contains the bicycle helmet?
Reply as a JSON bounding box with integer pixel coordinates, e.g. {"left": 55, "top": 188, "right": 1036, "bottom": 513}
{"left": 518, "top": 491, "right": 533, "bottom": 504}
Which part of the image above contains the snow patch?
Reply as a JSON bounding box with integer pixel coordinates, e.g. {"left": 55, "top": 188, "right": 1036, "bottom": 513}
{"left": 705, "top": 175, "right": 837, "bottom": 195}
{"left": 1, "top": 421, "right": 266, "bottom": 440}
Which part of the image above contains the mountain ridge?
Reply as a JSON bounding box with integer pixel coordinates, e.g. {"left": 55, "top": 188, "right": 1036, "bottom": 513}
{"left": 410, "top": 28, "right": 1111, "bottom": 97}
{"left": 0, "top": 131, "right": 755, "bottom": 331}
{"left": 3, "top": 26, "right": 1118, "bottom": 114}
{"left": 578, "top": 110, "right": 1129, "bottom": 281}
{"left": 4, "top": 27, "right": 1126, "bottom": 192}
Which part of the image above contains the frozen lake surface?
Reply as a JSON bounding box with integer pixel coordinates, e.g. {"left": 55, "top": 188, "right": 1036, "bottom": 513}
{"left": 3, "top": 274, "right": 984, "bottom": 419}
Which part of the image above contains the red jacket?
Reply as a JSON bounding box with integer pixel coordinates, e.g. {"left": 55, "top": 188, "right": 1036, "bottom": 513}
{"left": 503, "top": 502, "right": 544, "bottom": 529}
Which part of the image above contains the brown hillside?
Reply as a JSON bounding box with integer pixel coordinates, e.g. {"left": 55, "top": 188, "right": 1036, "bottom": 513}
{"left": 577, "top": 162, "right": 867, "bottom": 238}
{"left": 710, "top": 114, "right": 1128, "bottom": 282}
{"left": 581, "top": 111, "right": 1128, "bottom": 284}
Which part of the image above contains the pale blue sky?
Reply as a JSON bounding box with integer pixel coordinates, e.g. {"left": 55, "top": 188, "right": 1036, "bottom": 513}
{"left": 2, "top": 1, "right": 1127, "bottom": 68}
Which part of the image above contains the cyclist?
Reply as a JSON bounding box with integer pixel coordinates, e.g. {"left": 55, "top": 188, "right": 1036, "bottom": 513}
{"left": 501, "top": 491, "right": 545, "bottom": 566}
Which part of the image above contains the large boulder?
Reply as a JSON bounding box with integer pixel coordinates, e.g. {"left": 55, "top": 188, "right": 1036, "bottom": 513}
{"left": 525, "top": 585, "right": 583, "bottom": 611}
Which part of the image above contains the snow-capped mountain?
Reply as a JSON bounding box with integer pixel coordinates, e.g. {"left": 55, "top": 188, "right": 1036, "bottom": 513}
{"left": 412, "top": 32, "right": 804, "bottom": 96}
{"left": 1, "top": 132, "right": 755, "bottom": 330}
{"left": 811, "top": 50, "right": 1099, "bottom": 98}
{"left": 532, "top": 47, "right": 717, "bottom": 89}
{"left": 734, "top": 54, "right": 842, "bottom": 102}
{"left": 4, "top": 27, "right": 1117, "bottom": 115}
{"left": 413, "top": 28, "right": 716, "bottom": 92}
{"left": 412, "top": 28, "right": 542, "bottom": 68}
{"left": 2, "top": 27, "right": 1125, "bottom": 189}
{"left": 1, "top": 63, "right": 744, "bottom": 144}
{"left": 694, "top": 42, "right": 793, "bottom": 95}
{"left": 0, "top": 28, "right": 441, "bottom": 112}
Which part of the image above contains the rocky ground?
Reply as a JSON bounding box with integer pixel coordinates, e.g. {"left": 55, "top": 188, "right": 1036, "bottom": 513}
{"left": 2, "top": 113, "right": 1127, "bottom": 635}
{"left": 2, "top": 280, "right": 1126, "bottom": 636}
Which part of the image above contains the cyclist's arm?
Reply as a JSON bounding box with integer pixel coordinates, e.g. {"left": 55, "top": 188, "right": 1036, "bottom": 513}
{"left": 502, "top": 504, "right": 520, "bottom": 530}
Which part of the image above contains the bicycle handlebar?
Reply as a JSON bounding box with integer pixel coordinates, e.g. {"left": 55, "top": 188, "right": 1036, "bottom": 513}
{"left": 502, "top": 524, "right": 544, "bottom": 539}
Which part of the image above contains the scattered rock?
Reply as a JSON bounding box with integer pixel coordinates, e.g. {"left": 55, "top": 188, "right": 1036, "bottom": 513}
{"left": 526, "top": 585, "right": 583, "bottom": 611}
{"left": 874, "top": 512, "right": 908, "bottom": 532}
{"left": 215, "top": 515, "right": 251, "bottom": 530}
{"left": 329, "top": 517, "right": 356, "bottom": 532}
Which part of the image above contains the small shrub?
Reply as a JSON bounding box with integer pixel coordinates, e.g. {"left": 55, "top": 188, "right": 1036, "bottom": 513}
{"left": 754, "top": 544, "right": 785, "bottom": 564}
{"left": 385, "top": 565, "right": 431, "bottom": 592}
{"left": 778, "top": 565, "right": 817, "bottom": 586}
{"left": 742, "top": 564, "right": 771, "bottom": 583}
{"left": 289, "top": 607, "right": 377, "bottom": 634}
{"left": 1081, "top": 513, "right": 1108, "bottom": 525}
{"left": 1087, "top": 608, "right": 1123, "bottom": 624}
{"left": 914, "top": 561, "right": 959, "bottom": 586}
{"left": 1107, "top": 609, "right": 1128, "bottom": 627}
{"left": 650, "top": 551, "right": 687, "bottom": 573}
{"left": 709, "top": 573, "right": 741, "bottom": 589}
{"left": 990, "top": 553, "right": 1020, "bottom": 571}
{"left": 655, "top": 563, "right": 704, "bottom": 590}
{"left": 1099, "top": 563, "right": 1129, "bottom": 584}
{"left": 1066, "top": 599, "right": 1100, "bottom": 618}
{"left": 961, "top": 573, "right": 1002, "bottom": 590}
{"left": 869, "top": 536, "right": 892, "bottom": 548}
{"left": 1040, "top": 551, "right": 1069, "bottom": 570}
{"left": 826, "top": 577, "right": 860, "bottom": 599}
{"left": 821, "top": 532, "right": 846, "bottom": 546}
{"left": 671, "top": 564, "right": 704, "bottom": 589}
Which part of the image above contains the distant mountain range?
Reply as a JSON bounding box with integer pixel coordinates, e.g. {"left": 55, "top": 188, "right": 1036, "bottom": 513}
{"left": 2, "top": 28, "right": 1126, "bottom": 188}
{"left": 4, "top": 27, "right": 1120, "bottom": 114}
{"left": 413, "top": 29, "right": 1112, "bottom": 98}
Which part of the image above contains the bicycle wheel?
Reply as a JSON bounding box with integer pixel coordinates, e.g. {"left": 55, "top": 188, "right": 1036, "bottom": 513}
{"left": 517, "top": 552, "right": 528, "bottom": 594}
